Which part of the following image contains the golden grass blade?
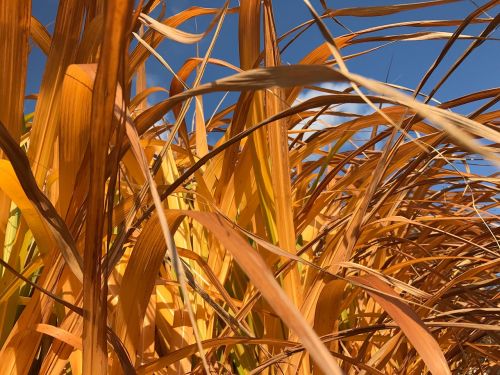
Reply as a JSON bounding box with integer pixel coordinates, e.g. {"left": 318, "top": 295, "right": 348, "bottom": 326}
{"left": 35, "top": 323, "right": 83, "bottom": 351}
{"left": 138, "top": 11, "right": 221, "bottom": 44}
{"left": 313, "top": 280, "right": 348, "bottom": 343}
{"left": 328, "top": 0, "right": 461, "bottom": 17}
{"left": 39, "top": 307, "right": 83, "bottom": 374}
{"left": 77, "top": 14, "right": 104, "bottom": 63}
{"left": 351, "top": 275, "right": 451, "bottom": 374}
{"left": 83, "top": 1, "right": 134, "bottom": 373}
{"left": 0, "top": 124, "right": 83, "bottom": 281}
{"left": 59, "top": 64, "right": 94, "bottom": 215}
{"left": 0, "top": 0, "right": 31, "bottom": 266}
{"left": 112, "top": 207, "right": 175, "bottom": 363}
{"left": 0, "top": 161, "right": 62, "bottom": 258}
{"left": 28, "top": 0, "right": 85, "bottom": 185}
{"left": 0, "top": 0, "right": 30, "bottom": 143}
{"left": 346, "top": 18, "right": 493, "bottom": 37}
{"left": 263, "top": 0, "right": 303, "bottom": 310}
{"left": 30, "top": 16, "right": 51, "bottom": 55}
{"left": 352, "top": 30, "right": 479, "bottom": 43}
{"left": 135, "top": 25, "right": 148, "bottom": 114}
{"left": 124, "top": 119, "right": 211, "bottom": 373}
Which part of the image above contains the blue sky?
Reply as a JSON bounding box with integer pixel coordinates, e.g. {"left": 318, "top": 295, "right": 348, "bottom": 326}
{"left": 28, "top": 0, "right": 499, "bottom": 172}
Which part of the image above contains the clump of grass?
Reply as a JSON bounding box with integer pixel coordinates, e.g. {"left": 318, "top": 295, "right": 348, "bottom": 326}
{"left": 0, "top": 1, "right": 498, "bottom": 374}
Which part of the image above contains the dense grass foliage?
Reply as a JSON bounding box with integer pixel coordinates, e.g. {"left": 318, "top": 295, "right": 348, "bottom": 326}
{"left": 0, "top": 0, "right": 498, "bottom": 374}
